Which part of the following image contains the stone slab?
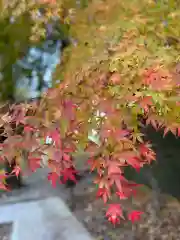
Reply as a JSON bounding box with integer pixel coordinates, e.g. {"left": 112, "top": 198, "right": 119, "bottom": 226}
{"left": 0, "top": 197, "right": 93, "bottom": 240}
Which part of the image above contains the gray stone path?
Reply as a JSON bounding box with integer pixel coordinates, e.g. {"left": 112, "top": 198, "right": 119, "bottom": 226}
{"left": 0, "top": 197, "right": 93, "bottom": 240}
{"left": 0, "top": 169, "right": 94, "bottom": 240}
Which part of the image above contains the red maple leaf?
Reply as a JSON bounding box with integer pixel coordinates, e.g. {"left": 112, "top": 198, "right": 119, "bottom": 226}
{"left": 24, "top": 125, "right": 35, "bottom": 133}
{"left": 177, "top": 127, "right": 180, "bottom": 137}
{"left": 96, "top": 187, "right": 111, "bottom": 203}
{"left": 106, "top": 204, "right": 124, "bottom": 225}
{"left": 94, "top": 176, "right": 111, "bottom": 190}
{"left": 143, "top": 68, "right": 172, "bottom": 91}
{"left": 109, "top": 173, "right": 123, "bottom": 192}
{"left": 116, "top": 178, "right": 139, "bottom": 199}
{"left": 139, "top": 96, "right": 153, "bottom": 112}
{"left": 114, "top": 129, "right": 130, "bottom": 140}
{"left": 116, "top": 191, "right": 128, "bottom": 200}
{"left": 122, "top": 186, "right": 137, "bottom": 198}
{"left": 28, "top": 157, "right": 41, "bottom": 172}
{"left": 47, "top": 171, "right": 60, "bottom": 188}
{"left": 139, "top": 143, "right": 156, "bottom": 163}
{"left": 53, "top": 149, "right": 63, "bottom": 162}
{"left": 11, "top": 165, "right": 21, "bottom": 177}
{"left": 126, "top": 156, "right": 142, "bottom": 172}
{"left": 63, "top": 100, "right": 77, "bottom": 121}
{"left": 100, "top": 128, "right": 112, "bottom": 140}
{"left": 118, "top": 151, "right": 142, "bottom": 171}
{"left": 63, "top": 153, "right": 71, "bottom": 161}
{"left": 107, "top": 160, "right": 122, "bottom": 175}
{"left": 128, "top": 210, "right": 143, "bottom": 223}
{"left": 0, "top": 182, "right": 9, "bottom": 191}
{"left": 163, "top": 125, "right": 177, "bottom": 137}
{"left": 62, "top": 147, "right": 74, "bottom": 162}
{"left": 60, "top": 167, "right": 78, "bottom": 184}
{"left": 146, "top": 117, "right": 159, "bottom": 130}
{"left": 88, "top": 157, "right": 106, "bottom": 175}
{"left": 11, "top": 105, "right": 26, "bottom": 126}
{"left": 0, "top": 171, "right": 6, "bottom": 180}
{"left": 139, "top": 143, "right": 150, "bottom": 156}
{"left": 47, "top": 129, "right": 61, "bottom": 147}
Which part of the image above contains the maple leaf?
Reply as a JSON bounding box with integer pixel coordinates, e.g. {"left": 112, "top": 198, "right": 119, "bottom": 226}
{"left": 145, "top": 151, "right": 156, "bottom": 163}
{"left": 139, "top": 143, "right": 151, "bottom": 156}
{"left": 177, "top": 127, "right": 180, "bottom": 137}
{"left": 11, "top": 165, "right": 21, "bottom": 177}
{"left": 47, "top": 171, "right": 60, "bottom": 188}
{"left": 100, "top": 128, "right": 112, "bottom": 140}
{"left": 143, "top": 68, "right": 173, "bottom": 91}
{"left": 126, "top": 156, "right": 142, "bottom": 172}
{"left": 0, "top": 171, "right": 6, "bottom": 180}
{"left": 130, "top": 132, "right": 144, "bottom": 144}
{"left": 107, "top": 160, "right": 122, "bottom": 175}
{"left": 109, "top": 173, "right": 122, "bottom": 192}
{"left": 63, "top": 147, "right": 75, "bottom": 153}
{"left": 96, "top": 187, "right": 111, "bottom": 203}
{"left": 0, "top": 171, "right": 7, "bottom": 187}
{"left": 94, "top": 176, "right": 111, "bottom": 190}
{"left": 99, "top": 100, "right": 115, "bottom": 116}
{"left": 139, "top": 96, "right": 153, "bottom": 112}
{"left": 146, "top": 116, "right": 162, "bottom": 130}
{"left": 106, "top": 204, "right": 124, "bottom": 225}
{"left": 116, "top": 191, "right": 128, "bottom": 200}
{"left": 60, "top": 167, "right": 78, "bottom": 184}
{"left": 118, "top": 151, "right": 142, "bottom": 171}
{"left": 10, "top": 105, "right": 26, "bottom": 126}
{"left": 114, "top": 129, "right": 130, "bottom": 140}
{"left": 139, "top": 143, "right": 156, "bottom": 163}
{"left": 53, "top": 149, "right": 63, "bottom": 161}
{"left": 28, "top": 157, "right": 41, "bottom": 172}
{"left": 0, "top": 182, "right": 9, "bottom": 191}
{"left": 47, "top": 129, "right": 61, "bottom": 147}
{"left": 62, "top": 146, "right": 74, "bottom": 162}
{"left": 121, "top": 183, "right": 138, "bottom": 198}
{"left": 24, "top": 125, "right": 35, "bottom": 133}
{"left": 109, "top": 73, "right": 121, "bottom": 84}
{"left": 163, "top": 125, "right": 177, "bottom": 137}
{"left": 88, "top": 157, "right": 106, "bottom": 175}
{"left": 128, "top": 210, "right": 143, "bottom": 223}
{"left": 63, "top": 100, "right": 77, "bottom": 121}
{"left": 63, "top": 153, "right": 71, "bottom": 162}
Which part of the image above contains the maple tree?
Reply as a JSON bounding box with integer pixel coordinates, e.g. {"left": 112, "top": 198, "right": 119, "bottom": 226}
{"left": 0, "top": 0, "right": 180, "bottom": 226}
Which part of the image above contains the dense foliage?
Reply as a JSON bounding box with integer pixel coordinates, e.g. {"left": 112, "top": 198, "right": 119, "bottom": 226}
{"left": 1, "top": 0, "right": 180, "bottom": 225}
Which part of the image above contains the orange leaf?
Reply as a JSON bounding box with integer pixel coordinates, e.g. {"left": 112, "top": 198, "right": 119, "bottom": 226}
{"left": 88, "top": 157, "right": 106, "bottom": 174}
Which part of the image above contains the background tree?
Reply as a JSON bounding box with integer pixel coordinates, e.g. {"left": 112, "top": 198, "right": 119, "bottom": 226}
{"left": 0, "top": 0, "right": 68, "bottom": 102}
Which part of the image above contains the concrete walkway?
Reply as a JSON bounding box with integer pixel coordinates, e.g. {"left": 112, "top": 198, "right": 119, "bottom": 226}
{"left": 0, "top": 169, "right": 94, "bottom": 240}
{"left": 0, "top": 197, "right": 94, "bottom": 240}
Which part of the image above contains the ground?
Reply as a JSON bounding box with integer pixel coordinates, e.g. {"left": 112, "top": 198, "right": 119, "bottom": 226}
{"left": 72, "top": 177, "right": 180, "bottom": 240}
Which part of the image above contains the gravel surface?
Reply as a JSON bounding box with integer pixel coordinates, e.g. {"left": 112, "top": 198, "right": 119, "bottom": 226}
{"left": 71, "top": 177, "right": 180, "bottom": 240}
